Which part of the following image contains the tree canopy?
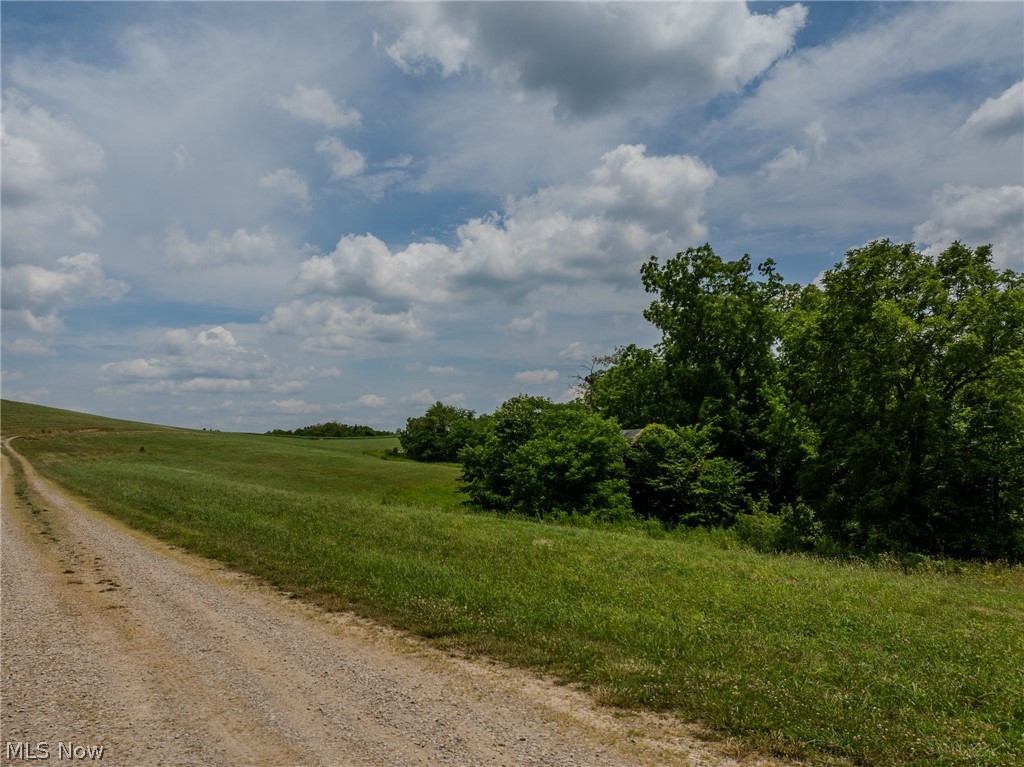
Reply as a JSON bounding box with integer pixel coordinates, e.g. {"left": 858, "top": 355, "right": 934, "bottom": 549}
{"left": 402, "top": 240, "right": 1022, "bottom": 561}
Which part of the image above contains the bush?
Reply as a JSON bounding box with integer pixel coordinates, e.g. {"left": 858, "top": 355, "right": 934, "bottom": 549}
{"left": 461, "top": 397, "right": 633, "bottom": 521}
{"left": 624, "top": 424, "right": 749, "bottom": 527}
{"left": 398, "top": 402, "right": 480, "bottom": 462}
{"left": 734, "top": 503, "right": 784, "bottom": 552}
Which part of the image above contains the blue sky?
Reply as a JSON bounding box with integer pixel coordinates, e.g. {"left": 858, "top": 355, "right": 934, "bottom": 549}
{"left": 2, "top": 1, "right": 1022, "bottom": 432}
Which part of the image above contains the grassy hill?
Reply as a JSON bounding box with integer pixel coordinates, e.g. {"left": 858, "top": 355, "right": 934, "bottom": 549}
{"left": 3, "top": 400, "right": 1022, "bottom": 767}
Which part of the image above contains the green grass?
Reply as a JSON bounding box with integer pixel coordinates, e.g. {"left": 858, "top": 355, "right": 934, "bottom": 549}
{"left": 3, "top": 400, "right": 1022, "bottom": 767}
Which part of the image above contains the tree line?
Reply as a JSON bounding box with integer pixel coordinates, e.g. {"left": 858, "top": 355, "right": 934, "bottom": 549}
{"left": 267, "top": 421, "right": 393, "bottom": 438}
{"left": 399, "top": 240, "right": 1024, "bottom": 561}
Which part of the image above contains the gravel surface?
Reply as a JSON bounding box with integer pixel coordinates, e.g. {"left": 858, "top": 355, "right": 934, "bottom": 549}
{"left": 1, "top": 440, "right": 794, "bottom": 767}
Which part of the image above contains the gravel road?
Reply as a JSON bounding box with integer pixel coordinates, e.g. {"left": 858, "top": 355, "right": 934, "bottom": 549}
{"left": 1, "top": 440, "right": 789, "bottom": 767}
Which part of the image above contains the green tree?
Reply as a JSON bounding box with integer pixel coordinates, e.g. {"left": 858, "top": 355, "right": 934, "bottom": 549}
{"left": 398, "top": 402, "right": 479, "bottom": 463}
{"left": 460, "top": 395, "right": 553, "bottom": 511}
{"left": 624, "top": 424, "right": 749, "bottom": 527}
{"left": 786, "top": 240, "right": 1024, "bottom": 558}
{"left": 582, "top": 344, "right": 673, "bottom": 428}
{"left": 636, "top": 244, "right": 801, "bottom": 500}
{"left": 461, "top": 397, "right": 633, "bottom": 521}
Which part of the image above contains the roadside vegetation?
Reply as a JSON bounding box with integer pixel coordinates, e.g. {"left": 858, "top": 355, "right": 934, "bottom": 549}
{"left": 3, "top": 399, "right": 1022, "bottom": 767}
{"left": 399, "top": 240, "right": 1024, "bottom": 562}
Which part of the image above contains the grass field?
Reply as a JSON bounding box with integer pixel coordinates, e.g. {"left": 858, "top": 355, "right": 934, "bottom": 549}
{"left": 3, "top": 399, "right": 1022, "bottom": 767}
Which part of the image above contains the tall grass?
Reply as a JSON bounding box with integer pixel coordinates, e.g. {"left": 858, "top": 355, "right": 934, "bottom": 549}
{"left": 4, "top": 400, "right": 1022, "bottom": 767}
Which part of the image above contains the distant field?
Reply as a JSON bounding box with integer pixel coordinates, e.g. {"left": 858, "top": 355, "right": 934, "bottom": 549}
{"left": 3, "top": 399, "right": 1022, "bottom": 767}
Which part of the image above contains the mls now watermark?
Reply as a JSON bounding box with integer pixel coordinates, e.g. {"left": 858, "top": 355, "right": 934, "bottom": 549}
{"left": 4, "top": 742, "right": 105, "bottom": 761}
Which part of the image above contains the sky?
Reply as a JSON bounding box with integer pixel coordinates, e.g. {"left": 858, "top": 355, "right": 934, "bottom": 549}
{"left": 2, "top": 1, "right": 1022, "bottom": 433}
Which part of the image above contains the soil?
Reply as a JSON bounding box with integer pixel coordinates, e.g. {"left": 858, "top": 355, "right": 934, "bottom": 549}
{"left": 1, "top": 439, "right": 796, "bottom": 767}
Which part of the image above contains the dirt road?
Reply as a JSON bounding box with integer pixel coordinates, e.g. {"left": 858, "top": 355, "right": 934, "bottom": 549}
{"left": 1, "top": 440, "right": 781, "bottom": 767}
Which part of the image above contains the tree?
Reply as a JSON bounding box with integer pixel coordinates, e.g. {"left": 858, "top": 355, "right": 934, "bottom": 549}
{"left": 785, "top": 240, "right": 1024, "bottom": 558}
{"left": 398, "top": 402, "right": 479, "bottom": 463}
{"left": 624, "top": 424, "right": 749, "bottom": 527}
{"left": 460, "top": 395, "right": 553, "bottom": 511}
{"left": 461, "top": 397, "right": 633, "bottom": 521}
{"left": 582, "top": 345, "right": 673, "bottom": 428}
{"left": 633, "top": 244, "right": 800, "bottom": 500}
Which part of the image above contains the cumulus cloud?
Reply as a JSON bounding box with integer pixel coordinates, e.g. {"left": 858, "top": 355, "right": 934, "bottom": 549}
{"left": 355, "top": 393, "right": 389, "bottom": 407}
{"left": 276, "top": 84, "right": 361, "bottom": 129}
{"left": 962, "top": 81, "right": 1024, "bottom": 141}
{"left": 259, "top": 168, "right": 310, "bottom": 209}
{"left": 290, "top": 144, "right": 715, "bottom": 310}
{"left": 315, "top": 136, "right": 367, "bottom": 180}
{"left": 100, "top": 325, "right": 278, "bottom": 395}
{"left": 379, "top": 5, "right": 472, "bottom": 77}
{"left": 913, "top": 185, "right": 1024, "bottom": 269}
{"left": 164, "top": 224, "right": 280, "bottom": 268}
{"left": 514, "top": 369, "right": 560, "bottom": 386}
{"left": 1, "top": 252, "right": 129, "bottom": 336}
{"left": 1, "top": 89, "right": 106, "bottom": 259}
{"left": 382, "top": 3, "right": 807, "bottom": 116}
{"left": 265, "top": 298, "right": 431, "bottom": 353}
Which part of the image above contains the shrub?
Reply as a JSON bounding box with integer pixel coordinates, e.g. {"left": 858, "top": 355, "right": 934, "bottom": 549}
{"left": 624, "top": 423, "right": 748, "bottom": 527}
{"left": 398, "top": 402, "right": 480, "bottom": 462}
{"left": 461, "top": 397, "right": 633, "bottom": 521}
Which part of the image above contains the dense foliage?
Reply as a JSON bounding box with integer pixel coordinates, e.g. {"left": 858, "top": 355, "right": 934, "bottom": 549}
{"left": 397, "top": 401, "right": 481, "bottom": 462}
{"left": 624, "top": 424, "right": 748, "bottom": 527}
{"left": 785, "top": 241, "right": 1024, "bottom": 559}
{"left": 267, "top": 421, "right": 392, "bottom": 438}
{"left": 400, "top": 240, "right": 1022, "bottom": 560}
{"left": 460, "top": 396, "right": 632, "bottom": 520}
{"left": 588, "top": 240, "right": 1024, "bottom": 560}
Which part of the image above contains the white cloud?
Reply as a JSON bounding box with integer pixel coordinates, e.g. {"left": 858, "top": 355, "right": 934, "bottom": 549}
{"left": 382, "top": 3, "right": 807, "bottom": 116}
{"left": 402, "top": 388, "right": 437, "bottom": 406}
{"left": 381, "top": 7, "right": 472, "bottom": 77}
{"left": 277, "top": 84, "right": 361, "bottom": 129}
{"left": 315, "top": 135, "right": 366, "bottom": 180}
{"left": 99, "top": 325, "right": 280, "bottom": 395}
{"left": 514, "top": 369, "right": 560, "bottom": 386}
{"left": 399, "top": 388, "right": 465, "bottom": 407}
{"left": 259, "top": 168, "right": 310, "bottom": 209}
{"left": 271, "top": 398, "right": 323, "bottom": 415}
{"left": 1, "top": 337, "right": 57, "bottom": 357}
{"left": 963, "top": 81, "right": 1024, "bottom": 141}
{"left": 1, "top": 89, "right": 106, "bottom": 259}
{"left": 1, "top": 252, "right": 129, "bottom": 336}
{"left": 265, "top": 298, "right": 431, "bottom": 353}
{"left": 291, "top": 144, "right": 715, "bottom": 309}
{"left": 2, "top": 253, "right": 128, "bottom": 309}
{"left": 164, "top": 224, "right": 280, "bottom": 268}
{"left": 506, "top": 311, "right": 547, "bottom": 336}
{"left": 558, "top": 341, "right": 594, "bottom": 363}
{"left": 760, "top": 120, "right": 826, "bottom": 180}
{"left": 355, "top": 393, "right": 389, "bottom": 407}
{"left": 913, "top": 185, "right": 1024, "bottom": 269}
